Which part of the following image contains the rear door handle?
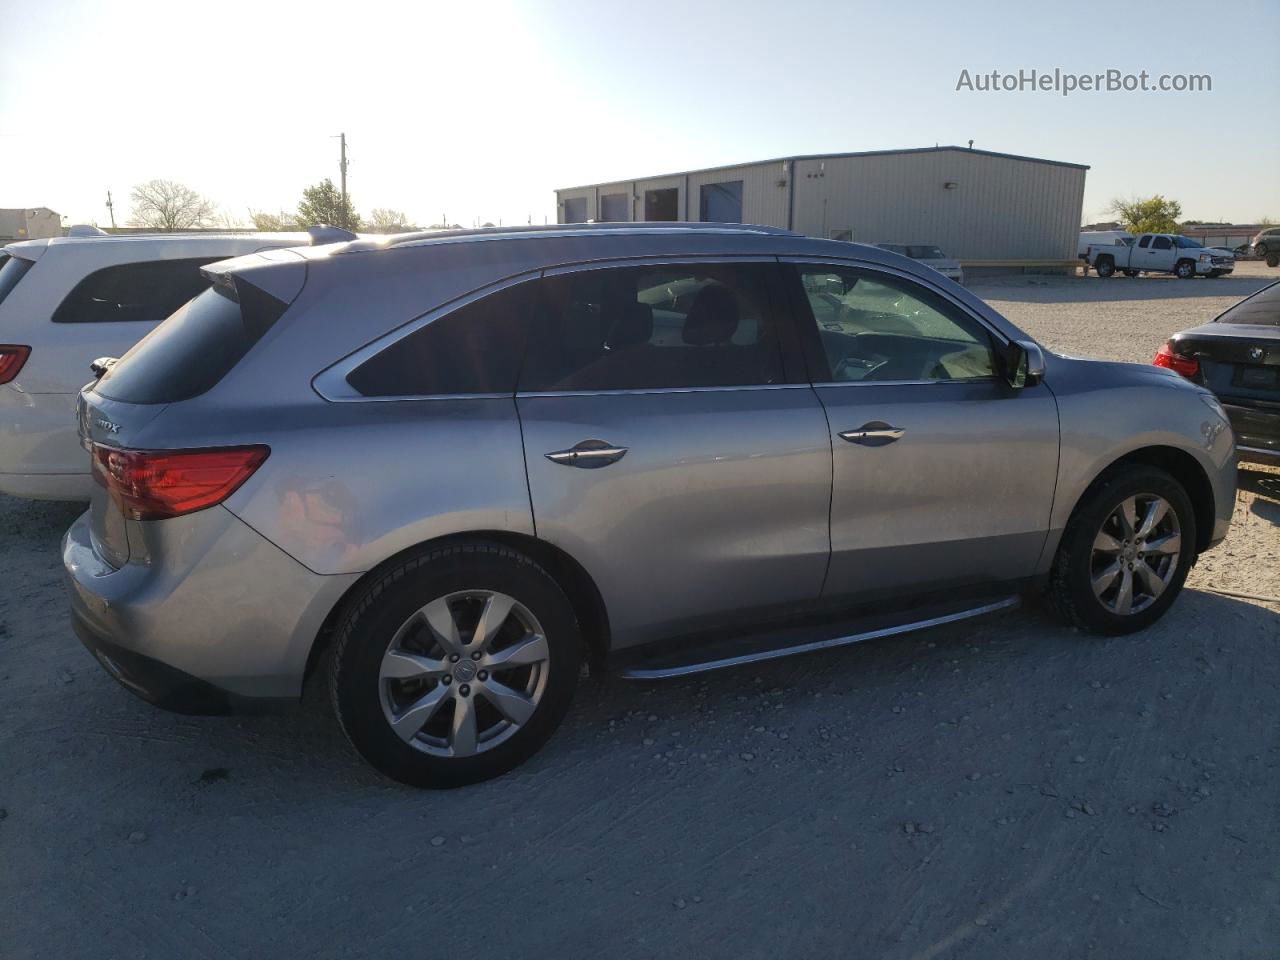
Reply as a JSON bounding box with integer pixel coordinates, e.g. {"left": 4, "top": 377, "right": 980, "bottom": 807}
{"left": 545, "top": 438, "right": 629, "bottom": 468}
{"left": 839, "top": 423, "right": 905, "bottom": 445}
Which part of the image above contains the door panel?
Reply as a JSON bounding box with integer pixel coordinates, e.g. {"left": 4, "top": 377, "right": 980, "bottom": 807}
{"left": 816, "top": 381, "right": 1059, "bottom": 600}
{"left": 519, "top": 388, "right": 832, "bottom": 649}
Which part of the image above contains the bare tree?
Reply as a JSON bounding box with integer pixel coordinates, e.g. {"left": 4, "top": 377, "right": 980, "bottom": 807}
{"left": 128, "top": 179, "right": 217, "bottom": 229}
{"left": 249, "top": 209, "right": 300, "bottom": 231}
{"left": 366, "top": 208, "right": 418, "bottom": 233}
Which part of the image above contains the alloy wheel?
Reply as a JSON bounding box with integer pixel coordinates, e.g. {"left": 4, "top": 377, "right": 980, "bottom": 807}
{"left": 378, "top": 590, "right": 550, "bottom": 757}
{"left": 1090, "top": 494, "right": 1182, "bottom": 616}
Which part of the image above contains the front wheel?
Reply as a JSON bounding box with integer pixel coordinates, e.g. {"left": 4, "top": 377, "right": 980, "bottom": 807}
{"left": 1266, "top": 252, "right": 1280, "bottom": 268}
{"left": 1175, "top": 260, "right": 1196, "bottom": 279}
{"left": 1047, "top": 467, "right": 1196, "bottom": 635}
{"left": 329, "top": 543, "right": 581, "bottom": 787}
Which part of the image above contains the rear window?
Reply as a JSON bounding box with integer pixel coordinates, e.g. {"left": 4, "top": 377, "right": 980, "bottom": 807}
{"left": 94, "top": 283, "right": 286, "bottom": 404}
{"left": 52, "top": 257, "right": 214, "bottom": 324}
{"left": 0, "top": 254, "right": 34, "bottom": 307}
{"left": 1216, "top": 281, "right": 1280, "bottom": 326}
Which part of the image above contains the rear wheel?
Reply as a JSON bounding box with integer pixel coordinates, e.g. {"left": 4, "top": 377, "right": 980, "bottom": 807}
{"left": 1095, "top": 257, "right": 1115, "bottom": 278}
{"left": 1175, "top": 260, "right": 1196, "bottom": 279}
{"left": 1047, "top": 467, "right": 1196, "bottom": 635}
{"left": 330, "top": 543, "right": 581, "bottom": 787}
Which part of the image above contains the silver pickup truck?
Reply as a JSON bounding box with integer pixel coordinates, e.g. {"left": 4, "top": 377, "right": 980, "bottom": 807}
{"left": 1086, "top": 232, "right": 1235, "bottom": 279}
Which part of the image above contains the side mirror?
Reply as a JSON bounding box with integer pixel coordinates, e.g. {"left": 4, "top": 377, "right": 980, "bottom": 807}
{"left": 89, "top": 357, "right": 118, "bottom": 379}
{"left": 1004, "top": 340, "right": 1045, "bottom": 389}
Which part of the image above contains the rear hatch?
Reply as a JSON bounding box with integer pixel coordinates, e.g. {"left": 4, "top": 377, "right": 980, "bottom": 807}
{"left": 79, "top": 251, "right": 305, "bottom": 566}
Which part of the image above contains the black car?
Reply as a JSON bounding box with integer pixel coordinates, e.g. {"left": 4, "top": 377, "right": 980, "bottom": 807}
{"left": 1156, "top": 279, "right": 1280, "bottom": 465}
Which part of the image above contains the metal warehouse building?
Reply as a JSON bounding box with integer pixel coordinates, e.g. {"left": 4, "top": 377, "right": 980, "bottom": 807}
{"left": 555, "top": 146, "right": 1087, "bottom": 271}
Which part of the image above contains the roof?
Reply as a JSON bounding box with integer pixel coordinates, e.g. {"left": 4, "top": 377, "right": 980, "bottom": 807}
{"left": 557, "top": 145, "right": 1090, "bottom": 193}
{"left": 337, "top": 221, "right": 797, "bottom": 254}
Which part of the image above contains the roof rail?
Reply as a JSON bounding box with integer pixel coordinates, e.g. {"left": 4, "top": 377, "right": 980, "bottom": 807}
{"left": 376, "top": 221, "right": 797, "bottom": 248}
{"left": 307, "top": 224, "right": 359, "bottom": 245}
{"left": 67, "top": 224, "right": 110, "bottom": 237}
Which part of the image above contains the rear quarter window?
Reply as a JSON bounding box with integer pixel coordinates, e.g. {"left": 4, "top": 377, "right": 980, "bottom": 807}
{"left": 0, "top": 254, "right": 34, "bottom": 307}
{"left": 94, "top": 283, "right": 286, "bottom": 404}
{"left": 52, "top": 257, "right": 216, "bottom": 324}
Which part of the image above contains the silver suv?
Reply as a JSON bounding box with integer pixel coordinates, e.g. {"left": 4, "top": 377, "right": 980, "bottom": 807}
{"left": 64, "top": 224, "right": 1236, "bottom": 787}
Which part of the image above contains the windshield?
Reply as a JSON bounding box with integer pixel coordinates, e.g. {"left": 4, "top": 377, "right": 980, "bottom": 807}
{"left": 1174, "top": 236, "right": 1203, "bottom": 248}
{"left": 1216, "top": 280, "right": 1280, "bottom": 326}
{"left": 0, "top": 254, "right": 35, "bottom": 307}
{"left": 907, "top": 245, "right": 946, "bottom": 259}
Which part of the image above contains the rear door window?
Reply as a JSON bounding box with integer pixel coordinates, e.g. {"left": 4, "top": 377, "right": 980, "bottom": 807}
{"left": 52, "top": 257, "right": 215, "bottom": 324}
{"left": 94, "top": 283, "right": 286, "bottom": 404}
{"left": 519, "top": 263, "right": 785, "bottom": 392}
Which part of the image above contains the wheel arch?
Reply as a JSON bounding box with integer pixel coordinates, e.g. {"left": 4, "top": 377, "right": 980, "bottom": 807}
{"left": 1064, "top": 445, "right": 1216, "bottom": 553}
{"left": 303, "top": 531, "right": 612, "bottom": 687}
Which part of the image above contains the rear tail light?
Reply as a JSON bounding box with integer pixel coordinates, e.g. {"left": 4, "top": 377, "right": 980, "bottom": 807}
{"left": 0, "top": 345, "right": 31, "bottom": 385}
{"left": 91, "top": 444, "right": 269, "bottom": 521}
{"left": 1153, "top": 341, "right": 1200, "bottom": 379}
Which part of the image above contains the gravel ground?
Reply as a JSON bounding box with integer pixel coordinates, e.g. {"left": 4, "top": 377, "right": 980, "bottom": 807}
{"left": 1, "top": 262, "right": 1277, "bottom": 959}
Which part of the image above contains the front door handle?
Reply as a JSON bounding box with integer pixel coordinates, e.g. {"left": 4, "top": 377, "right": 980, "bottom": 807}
{"left": 545, "top": 438, "right": 629, "bottom": 468}
{"left": 839, "top": 422, "right": 905, "bottom": 446}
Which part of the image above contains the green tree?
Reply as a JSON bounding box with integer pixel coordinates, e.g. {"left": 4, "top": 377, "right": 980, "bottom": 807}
{"left": 1107, "top": 195, "right": 1183, "bottom": 234}
{"left": 366, "top": 208, "right": 418, "bottom": 233}
{"left": 296, "top": 178, "right": 361, "bottom": 230}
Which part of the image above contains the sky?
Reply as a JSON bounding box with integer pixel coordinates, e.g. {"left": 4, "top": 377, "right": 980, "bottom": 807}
{"left": 2, "top": 0, "right": 1277, "bottom": 229}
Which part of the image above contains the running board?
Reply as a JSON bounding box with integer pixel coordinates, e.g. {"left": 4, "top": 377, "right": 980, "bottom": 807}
{"left": 616, "top": 596, "right": 1021, "bottom": 680}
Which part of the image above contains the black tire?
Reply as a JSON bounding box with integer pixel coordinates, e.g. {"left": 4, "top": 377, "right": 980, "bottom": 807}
{"left": 1267, "top": 252, "right": 1280, "bottom": 268}
{"left": 1123, "top": 269, "right": 1140, "bottom": 278}
{"left": 329, "top": 542, "right": 581, "bottom": 788}
{"left": 1175, "top": 259, "right": 1196, "bottom": 279}
{"left": 1095, "top": 257, "right": 1115, "bottom": 278}
{"left": 1047, "top": 467, "right": 1197, "bottom": 636}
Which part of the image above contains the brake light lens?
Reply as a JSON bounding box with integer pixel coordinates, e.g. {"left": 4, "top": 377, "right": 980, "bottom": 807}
{"left": 91, "top": 444, "right": 269, "bottom": 520}
{"left": 1153, "top": 341, "right": 1200, "bottom": 379}
{"left": 0, "top": 345, "right": 31, "bottom": 384}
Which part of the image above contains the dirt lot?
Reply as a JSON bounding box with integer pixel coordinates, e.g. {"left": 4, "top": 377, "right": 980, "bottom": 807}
{"left": 1, "top": 263, "right": 1277, "bottom": 959}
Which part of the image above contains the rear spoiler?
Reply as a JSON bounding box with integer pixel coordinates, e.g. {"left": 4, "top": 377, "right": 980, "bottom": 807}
{"left": 201, "top": 248, "right": 308, "bottom": 307}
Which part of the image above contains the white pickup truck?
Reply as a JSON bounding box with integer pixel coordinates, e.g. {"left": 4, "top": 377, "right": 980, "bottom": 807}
{"left": 1086, "top": 232, "right": 1235, "bottom": 279}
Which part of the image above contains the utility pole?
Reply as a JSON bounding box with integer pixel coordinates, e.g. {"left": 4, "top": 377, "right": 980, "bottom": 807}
{"left": 339, "top": 133, "right": 349, "bottom": 222}
{"left": 105, "top": 190, "right": 116, "bottom": 229}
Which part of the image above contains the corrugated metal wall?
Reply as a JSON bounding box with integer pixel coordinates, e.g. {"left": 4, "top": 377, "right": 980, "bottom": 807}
{"left": 556, "top": 149, "right": 1086, "bottom": 260}
{"left": 790, "top": 152, "right": 1084, "bottom": 260}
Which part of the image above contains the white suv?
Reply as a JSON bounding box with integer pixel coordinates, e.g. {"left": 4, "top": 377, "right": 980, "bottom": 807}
{"left": 0, "top": 228, "right": 340, "bottom": 500}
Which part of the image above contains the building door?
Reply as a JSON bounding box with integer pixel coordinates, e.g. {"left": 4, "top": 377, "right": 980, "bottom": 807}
{"left": 643, "top": 188, "right": 679, "bottom": 222}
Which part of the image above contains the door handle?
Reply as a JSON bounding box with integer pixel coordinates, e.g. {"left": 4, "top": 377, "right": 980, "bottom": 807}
{"left": 839, "top": 423, "right": 905, "bottom": 445}
{"left": 545, "top": 438, "right": 629, "bottom": 468}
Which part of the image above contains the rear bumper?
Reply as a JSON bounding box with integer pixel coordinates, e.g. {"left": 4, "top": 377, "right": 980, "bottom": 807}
{"left": 1222, "top": 400, "right": 1280, "bottom": 466}
{"left": 0, "top": 470, "right": 92, "bottom": 501}
{"left": 62, "top": 506, "right": 360, "bottom": 704}
{"left": 0, "top": 387, "right": 88, "bottom": 498}
{"left": 72, "top": 612, "right": 289, "bottom": 715}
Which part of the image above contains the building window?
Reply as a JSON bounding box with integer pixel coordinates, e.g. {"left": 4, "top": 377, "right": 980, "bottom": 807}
{"left": 644, "top": 188, "right": 679, "bottom": 222}
{"left": 562, "top": 197, "right": 588, "bottom": 223}
{"left": 699, "top": 181, "right": 743, "bottom": 223}
{"left": 599, "top": 193, "right": 629, "bottom": 221}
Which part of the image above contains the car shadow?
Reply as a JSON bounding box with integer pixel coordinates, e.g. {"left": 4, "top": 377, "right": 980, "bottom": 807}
{"left": 1239, "top": 466, "right": 1280, "bottom": 525}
